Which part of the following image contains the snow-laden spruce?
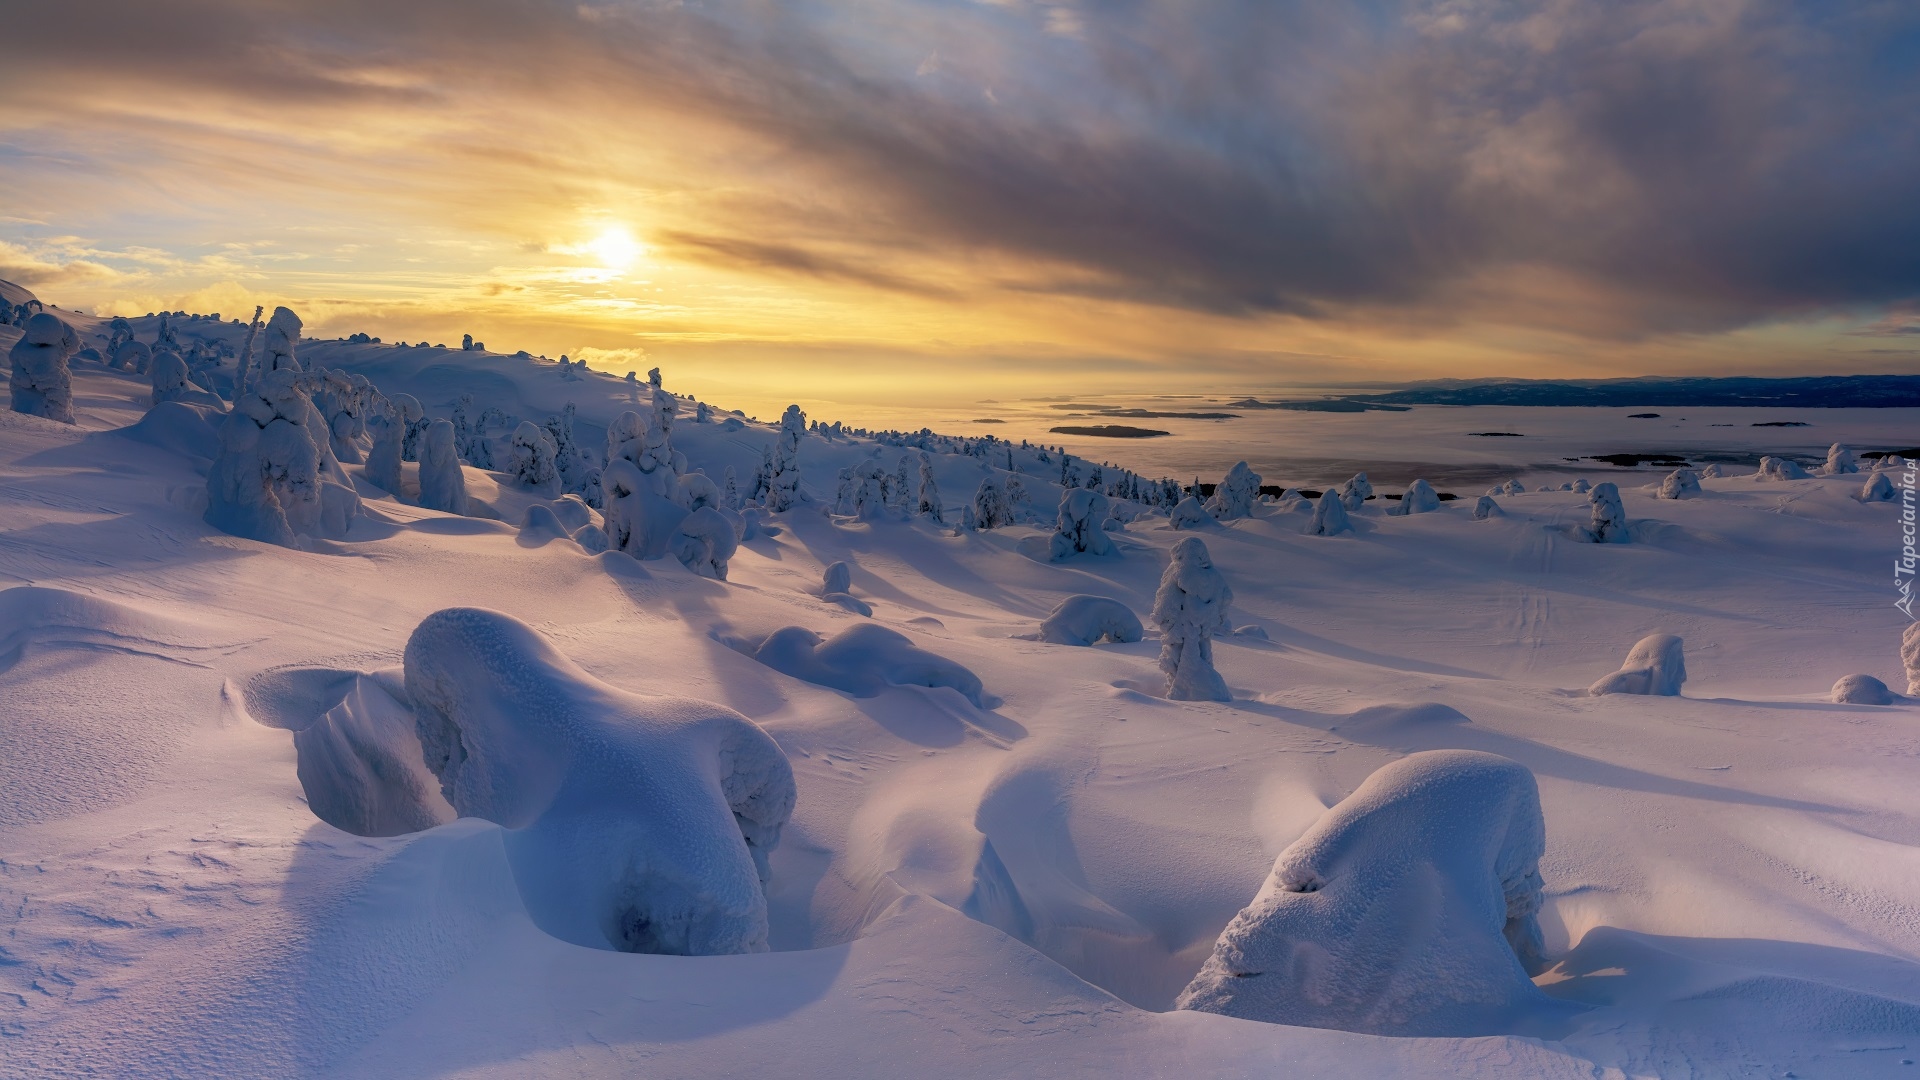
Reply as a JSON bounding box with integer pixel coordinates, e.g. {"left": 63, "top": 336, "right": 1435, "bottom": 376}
{"left": 1588, "top": 633, "right": 1687, "bottom": 696}
{"left": 1177, "top": 749, "right": 1549, "bottom": 1036}
{"left": 850, "top": 460, "right": 890, "bottom": 520}
{"left": 9, "top": 313, "right": 77, "bottom": 423}
{"left": 260, "top": 306, "right": 302, "bottom": 373}
{"left": 1755, "top": 456, "right": 1812, "bottom": 481}
{"left": 365, "top": 400, "right": 404, "bottom": 494}
{"left": 112, "top": 339, "right": 150, "bottom": 375}
{"left": 417, "top": 419, "right": 468, "bottom": 515}
{"left": 1571, "top": 478, "right": 1591, "bottom": 493}
{"left": 1583, "top": 482, "right": 1629, "bottom": 543}
{"left": 392, "top": 393, "right": 426, "bottom": 461}
{"left": 765, "top": 405, "right": 806, "bottom": 512}
{"left": 205, "top": 366, "right": 361, "bottom": 546}
{"left": 973, "top": 476, "right": 1016, "bottom": 529}
{"left": 1500, "top": 479, "right": 1526, "bottom": 496}
{"left": 1823, "top": 444, "right": 1858, "bottom": 475}
{"left": 1831, "top": 674, "right": 1898, "bottom": 706}
{"left": 1206, "top": 461, "right": 1261, "bottom": 520}
{"left": 404, "top": 608, "right": 795, "bottom": 955}
{"left": 1389, "top": 479, "right": 1439, "bottom": 516}
{"left": 1338, "top": 472, "right": 1373, "bottom": 510}
{"left": 147, "top": 348, "right": 189, "bottom": 406}
{"left": 1473, "top": 495, "right": 1501, "bottom": 520}
{"left": 509, "top": 421, "right": 560, "bottom": 494}
{"left": 1306, "top": 490, "right": 1352, "bottom": 536}
{"left": 916, "top": 454, "right": 944, "bottom": 523}
{"left": 668, "top": 506, "right": 737, "bottom": 579}
{"left": 1050, "top": 488, "right": 1116, "bottom": 559}
{"left": 1861, "top": 473, "right": 1896, "bottom": 502}
{"left": 751, "top": 623, "right": 988, "bottom": 706}
{"left": 1152, "top": 536, "right": 1232, "bottom": 701}
{"left": 1905, "top": 622, "right": 1920, "bottom": 697}
{"left": 1038, "top": 595, "right": 1144, "bottom": 647}
{"left": 1169, "top": 495, "right": 1208, "bottom": 530}
{"left": 1699, "top": 463, "right": 1724, "bottom": 478}
{"left": 1657, "top": 468, "right": 1702, "bottom": 500}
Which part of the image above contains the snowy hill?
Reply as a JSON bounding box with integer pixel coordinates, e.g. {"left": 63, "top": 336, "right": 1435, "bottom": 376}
{"left": 5, "top": 287, "right": 1920, "bottom": 1077}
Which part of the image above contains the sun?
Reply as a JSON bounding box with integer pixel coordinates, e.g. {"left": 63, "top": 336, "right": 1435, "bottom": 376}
{"left": 585, "top": 226, "right": 642, "bottom": 270}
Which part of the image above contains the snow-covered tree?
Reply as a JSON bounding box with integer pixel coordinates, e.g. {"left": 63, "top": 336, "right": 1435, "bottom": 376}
{"left": 451, "top": 393, "right": 475, "bottom": 462}
{"left": 1657, "top": 468, "right": 1702, "bottom": 500}
{"left": 1755, "top": 456, "right": 1812, "bottom": 481}
{"left": 1152, "top": 536, "right": 1232, "bottom": 701}
{"left": 1472, "top": 495, "right": 1501, "bottom": 520}
{"left": 205, "top": 367, "right": 361, "bottom": 545}
{"left": 669, "top": 507, "right": 738, "bottom": 579}
{"left": 1305, "top": 491, "right": 1351, "bottom": 536}
{"left": 916, "top": 454, "right": 944, "bottom": 523}
{"left": 1050, "top": 488, "right": 1116, "bottom": 559}
{"left": 366, "top": 399, "right": 404, "bottom": 494}
{"left": 544, "top": 404, "right": 585, "bottom": 494}
{"left": 389, "top": 394, "right": 426, "bottom": 461}
{"left": 1588, "top": 633, "right": 1686, "bottom": 696}
{"left": 765, "top": 405, "right": 806, "bottom": 512}
{"left": 9, "top": 313, "right": 77, "bottom": 423}
{"left": 1177, "top": 750, "right": 1548, "bottom": 1034}
{"left": 1338, "top": 472, "right": 1373, "bottom": 510}
{"left": 1862, "top": 473, "right": 1896, "bottom": 502}
{"left": 723, "top": 465, "right": 741, "bottom": 510}
{"left": 111, "top": 339, "right": 150, "bottom": 374}
{"left": 1823, "top": 443, "right": 1858, "bottom": 475}
{"left": 1169, "top": 495, "right": 1208, "bottom": 529}
{"left": 678, "top": 471, "right": 722, "bottom": 511}
{"left": 418, "top": 419, "right": 468, "bottom": 515}
{"left": 148, "top": 347, "right": 189, "bottom": 406}
{"left": 260, "top": 306, "right": 302, "bottom": 373}
{"left": 1206, "top": 461, "right": 1261, "bottom": 520}
{"left": 973, "top": 476, "right": 1015, "bottom": 529}
{"left": 1699, "top": 463, "right": 1723, "bottom": 479}
{"left": 1585, "top": 482, "right": 1629, "bottom": 543}
{"left": 1389, "top": 479, "right": 1440, "bottom": 516}
{"left": 509, "top": 421, "right": 561, "bottom": 494}
{"left": 849, "top": 461, "right": 890, "bottom": 520}
{"left": 1500, "top": 478, "right": 1526, "bottom": 496}
{"left": 106, "top": 316, "right": 132, "bottom": 356}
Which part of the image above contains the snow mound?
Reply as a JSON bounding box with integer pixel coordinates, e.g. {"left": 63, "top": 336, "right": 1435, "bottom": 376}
{"left": 1038, "top": 595, "right": 1144, "bottom": 646}
{"left": 116, "top": 401, "right": 223, "bottom": 463}
{"left": 1177, "top": 749, "right": 1551, "bottom": 1036}
{"left": 1388, "top": 479, "right": 1439, "bottom": 516}
{"left": 1861, "top": 473, "right": 1896, "bottom": 502}
{"left": 751, "top": 623, "right": 989, "bottom": 707}
{"left": 668, "top": 505, "right": 737, "bottom": 579}
{"left": 1588, "top": 633, "right": 1687, "bottom": 696}
{"left": 1331, "top": 702, "right": 1471, "bottom": 735}
{"left": 1755, "top": 456, "right": 1812, "bottom": 481}
{"left": 1472, "top": 495, "right": 1500, "bottom": 520}
{"left": 1831, "top": 674, "right": 1899, "bottom": 706}
{"left": 1168, "top": 495, "right": 1208, "bottom": 529}
{"left": 404, "top": 608, "right": 795, "bottom": 955}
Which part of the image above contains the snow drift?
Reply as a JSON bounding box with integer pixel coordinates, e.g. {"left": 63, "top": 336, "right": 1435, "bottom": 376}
{"left": 751, "top": 623, "right": 988, "bottom": 707}
{"left": 1037, "top": 595, "right": 1144, "bottom": 646}
{"left": 1588, "top": 633, "right": 1687, "bottom": 696}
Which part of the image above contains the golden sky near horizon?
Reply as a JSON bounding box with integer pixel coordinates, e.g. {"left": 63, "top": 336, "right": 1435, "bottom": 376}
{"left": 4, "top": 0, "right": 1918, "bottom": 403}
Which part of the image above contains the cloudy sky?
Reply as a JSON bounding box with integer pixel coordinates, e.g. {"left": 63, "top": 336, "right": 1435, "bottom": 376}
{"left": 4, "top": 0, "right": 1918, "bottom": 401}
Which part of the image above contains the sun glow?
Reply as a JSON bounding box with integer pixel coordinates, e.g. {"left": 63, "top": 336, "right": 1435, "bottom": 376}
{"left": 586, "top": 226, "right": 643, "bottom": 270}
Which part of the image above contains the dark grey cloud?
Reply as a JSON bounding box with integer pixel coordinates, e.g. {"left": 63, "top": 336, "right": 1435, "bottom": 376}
{"left": 6, "top": 0, "right": 1918, "bottom": 337}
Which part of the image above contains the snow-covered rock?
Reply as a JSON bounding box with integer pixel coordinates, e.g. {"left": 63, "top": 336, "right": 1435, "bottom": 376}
{"left": 417, "top": 419, "right": 468, "bottom": 515}
{"left": 1038, "top": 595, "right": 1144, "bottom": 646}
{"left": 668, "top": 506, "right": 738, "bottom": 579}
{"left": 1755, "top": 456, "right": 1812, "bottom": 481}
{"left": 751, "top": 623, "right": 988, "bottom": 706}
{"left": 404, "top": 608, "right": 795, "bottom": 955}
{"left": 1050, "top": 488, "right": 1116, "bottom": 559}
{"left": 1588, "top": 633, "right": 1687, "bottom": 696}
{"left": 9, "top": 313, "right": 77, "bottom": 423}
{"left": 1306, "top": 491, "right": 1352, "bottom": 536}
{"left": 1388, "top": 479, "right": 1439, "bottom": 516}
{"left": 1657, "top": 468, "right": 1701, "bottom": 500}
{"left": 1206, "top": 461, "right": 1261, "bottom": 520}
{"left": 1177, "top": 750, "right": 1549, "bottom": 1036}
{"left": 1152, "top": 537, "right": 1232, "bottom": 701}
{"left": 1831, "top": 674, "right": 1898, "bottom": 706}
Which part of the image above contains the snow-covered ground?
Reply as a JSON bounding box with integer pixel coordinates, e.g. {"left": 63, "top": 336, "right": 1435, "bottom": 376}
{"left": 6, "top": 288, "right": 1920, "bottom": 1078}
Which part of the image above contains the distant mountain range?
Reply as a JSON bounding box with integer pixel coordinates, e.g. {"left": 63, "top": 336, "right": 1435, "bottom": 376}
{"left": 1269, "top": 374, "right": 1920, "bottom": 408}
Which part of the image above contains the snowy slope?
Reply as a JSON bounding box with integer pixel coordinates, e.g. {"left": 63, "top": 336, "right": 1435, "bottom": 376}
{"left": 5, "top": 295, "right": 1920, "bottom": 1078}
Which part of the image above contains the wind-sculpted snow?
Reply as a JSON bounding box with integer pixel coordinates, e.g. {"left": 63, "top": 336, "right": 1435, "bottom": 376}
{"left": 1037, "top": 595, "right": 1143, "bottom": 646}
{"left": 1152, "top": 537, "right": 1232, "bottom": 701}
{"left": 1831, "top": 673, "right": 1899, "bottom": 705}
{"left": 1588, "top": 633, "right": 1687, "bottom": 696}
{"left": 751, "top": 623, "right": 988, "bottom": 707}
{"left": 404, "top": 608, "right": 795, "bottom": 955}
{"left": 1178, "top": 750, "right": 1551, "bottom": 1036}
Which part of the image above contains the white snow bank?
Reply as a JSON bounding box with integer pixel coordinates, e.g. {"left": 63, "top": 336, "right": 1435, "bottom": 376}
{"left": 1177, "top": 749, "right": 1551, "bottom": 1036}
{"left": 1588, "top": 633, "right": 1687, "bottom": 696}
{"left": 1038, "top": 595, "right": 1144, "bottom": 646}
{"left": 404, "top": 608, "right": 795, "bottom": 954}
{"left": 1831, "top": 674, "right": 1898, "bottom": 706}
{"left": 751, "top": 623, "right": 989, "bottom": 706}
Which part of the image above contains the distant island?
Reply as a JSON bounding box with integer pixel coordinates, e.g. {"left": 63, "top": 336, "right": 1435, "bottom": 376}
{"left": 1050, "top": 424, "right": 1170, "bottom": 438}
{"left": 1266, "top": 374, "right": 1920, "bottom": 408}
